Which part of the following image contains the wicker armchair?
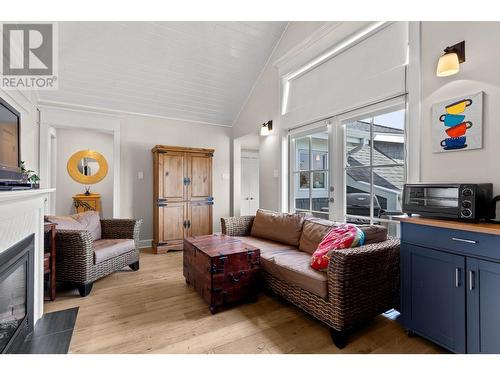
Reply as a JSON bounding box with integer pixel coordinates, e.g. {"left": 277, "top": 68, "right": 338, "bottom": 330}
{"left": 55, "top": 218, "right": 142, "bottom": 297}
{"left": 221, "top": 215, "right": 400, "bottom": 348}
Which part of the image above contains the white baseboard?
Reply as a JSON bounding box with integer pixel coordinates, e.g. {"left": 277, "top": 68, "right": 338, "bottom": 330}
{"left": 139, "top": 239, "right": 153, "bottom": 249}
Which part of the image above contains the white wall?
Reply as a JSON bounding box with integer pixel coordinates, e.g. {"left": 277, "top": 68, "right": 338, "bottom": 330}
{"left": 420, "top": 22, "right": 500, "bottom": 207}
{"left": 55, "top": 128, "right": 114, "bottom": 217}
{"left": 235, "top": 21, "right": 500, "bottom": 217}
{"left": 120, "top": 115, "right": 232, "bottom": 242}
{"left": 233, "top": 22, "right": 328, "bottom": 212}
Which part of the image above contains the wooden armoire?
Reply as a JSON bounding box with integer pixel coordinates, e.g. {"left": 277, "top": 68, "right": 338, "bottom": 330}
{"left": 152, "top": 145, "right": 214, "bottom": 253}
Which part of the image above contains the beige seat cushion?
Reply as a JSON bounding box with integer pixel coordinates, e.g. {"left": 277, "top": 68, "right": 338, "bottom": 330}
{"left": 94, "top": 239, "right": 135, "bottom": 264}
{"left": 234, "top": 235, "right": 327, "bottom": 298}
{"left": 262, "top": 249, "right": 328, "bottom": 299}
{"left": 234, "top": 236, "right": 296, "bottom": 254}
{"left": 250, "top": 209, "right": 305, "bottom": 246}
{"left": 46, "top": 211, "right": 102, "bottom": 241}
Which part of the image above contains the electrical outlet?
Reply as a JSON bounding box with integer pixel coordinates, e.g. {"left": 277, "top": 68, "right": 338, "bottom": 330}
{"left": 138, "top": 171, "right": 144, "bottom": 180}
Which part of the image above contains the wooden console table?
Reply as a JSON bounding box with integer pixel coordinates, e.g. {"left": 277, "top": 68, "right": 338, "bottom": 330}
{"left": 73, "top": 193, "right": 101, "bottom": 214}
{"left": 44, "top": 222, "right": 57, "bottom": 301}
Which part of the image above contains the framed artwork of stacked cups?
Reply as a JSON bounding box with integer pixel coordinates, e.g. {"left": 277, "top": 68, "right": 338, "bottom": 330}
{"left": 432, "top": 91, "right": 483, "bottom": 153}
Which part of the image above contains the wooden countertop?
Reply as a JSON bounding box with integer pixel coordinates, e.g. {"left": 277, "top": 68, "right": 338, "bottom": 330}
{"left": 394, "top": 215, "right": 500, "bottom": 236}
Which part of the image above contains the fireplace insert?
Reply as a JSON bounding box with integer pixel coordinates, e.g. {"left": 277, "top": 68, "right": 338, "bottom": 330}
{"left": 0, "top": 234, "right": 34, "bottom": 354}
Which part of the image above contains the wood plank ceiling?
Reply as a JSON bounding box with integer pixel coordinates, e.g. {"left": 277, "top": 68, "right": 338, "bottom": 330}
{"left": 39, "top": 22, "right": 287, "bottom": 126}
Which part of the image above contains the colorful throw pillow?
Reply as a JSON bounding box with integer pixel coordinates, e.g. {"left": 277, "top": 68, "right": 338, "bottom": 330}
{"left": 310, "top": 223, "right": 365, "bottom": 272}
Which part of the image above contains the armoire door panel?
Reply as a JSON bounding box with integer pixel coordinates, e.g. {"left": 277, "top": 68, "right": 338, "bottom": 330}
{"left": 160, "top": 152, "right": 185, "bottom": 201}
{"left": 188, "top": 154, "right": 212, "bottom": 200}
{"left": 188, "top": 202, "right": 213, "bottom": 237}
{"left": 159, "top": 202, "right": 186, "bottom": 243}
{"left": 153, "top": 146, "right": 214, "bottom": 253}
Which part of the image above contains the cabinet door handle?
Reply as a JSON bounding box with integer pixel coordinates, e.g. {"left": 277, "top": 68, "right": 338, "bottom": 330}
{"left": 469, "top": 270, "right": 475, "bottom": 291}
{"left": 455, "top": 267, "right": 461, "bottom": 287}
{"left": 452, "top": 237, "right": 477, "bottom": 244}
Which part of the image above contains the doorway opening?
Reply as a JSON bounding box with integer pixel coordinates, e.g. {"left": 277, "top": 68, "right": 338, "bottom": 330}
{"left": 240, "top": 149, "right": 259, "bottom": 216}
{"left": 48, "top": 127, "right": 114, "bottom": 218}
{"left": 233, "top": 132, "right": 260, "bottom": 217}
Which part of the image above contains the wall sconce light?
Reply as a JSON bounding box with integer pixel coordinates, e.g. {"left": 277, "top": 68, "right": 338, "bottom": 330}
{"left": 260, "top": 120, "right": 273, "bottom": 136}
{"left": 436, "top": 40, "right": 466, "bottom": 77}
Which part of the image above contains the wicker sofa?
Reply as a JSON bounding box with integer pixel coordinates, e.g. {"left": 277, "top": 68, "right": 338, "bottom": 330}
{"left": 221, "top": 209, "right": 400, "bottom": 349}
{"left": 46, "top": 211, "right": 142, "bottom": 297}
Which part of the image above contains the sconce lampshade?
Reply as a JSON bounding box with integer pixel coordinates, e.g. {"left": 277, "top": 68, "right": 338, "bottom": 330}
{"left": 436, "top": 52, "right": 460, "bottom": 77}
{"left": 260, "top": 120, "right": 273, "bottom": 136}
{"left": 260, "top": 124, "right": 270, "bottom": 136}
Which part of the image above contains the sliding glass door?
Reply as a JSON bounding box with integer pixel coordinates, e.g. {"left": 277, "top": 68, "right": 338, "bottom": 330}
{"left": 290, "top": 124, "right": 332, "bottom": 219}
{"left": 341, "top": 101, "right": 406, "bottom": 236}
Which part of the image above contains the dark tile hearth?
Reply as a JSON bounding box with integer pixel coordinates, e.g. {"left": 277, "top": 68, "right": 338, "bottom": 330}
{"left": 16, "top": 307, "right": 78, "bottom": 354}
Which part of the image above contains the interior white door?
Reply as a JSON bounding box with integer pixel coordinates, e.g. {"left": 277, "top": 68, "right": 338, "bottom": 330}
{"left": 241, "top": 156, "right": 259, "bottom": 216}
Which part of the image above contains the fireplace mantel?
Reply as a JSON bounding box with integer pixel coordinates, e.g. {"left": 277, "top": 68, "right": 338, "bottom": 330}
{"left": 0, "top": 188, "right": 56, "bottom": 203}
{"left": 0, "top": 188, "right": 55, "bottom": 324}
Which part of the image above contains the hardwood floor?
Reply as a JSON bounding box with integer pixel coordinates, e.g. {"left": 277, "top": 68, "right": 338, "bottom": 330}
{"left": 44, "top": 249, "right": 446, "bottom": 354}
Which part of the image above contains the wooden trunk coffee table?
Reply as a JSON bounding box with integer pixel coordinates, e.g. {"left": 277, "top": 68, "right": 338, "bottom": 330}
{"left": 183, "top": 234, "right": 260, "bottom": 314}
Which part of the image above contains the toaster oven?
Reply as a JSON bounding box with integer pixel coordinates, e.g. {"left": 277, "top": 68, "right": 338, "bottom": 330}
{"left": 402, "top": 183, "right": 493, "bottom": 222}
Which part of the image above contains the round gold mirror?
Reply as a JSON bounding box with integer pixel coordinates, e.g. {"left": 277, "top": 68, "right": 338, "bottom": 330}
{"left": 67, "top": 150, "right": 108, "bottom": 184}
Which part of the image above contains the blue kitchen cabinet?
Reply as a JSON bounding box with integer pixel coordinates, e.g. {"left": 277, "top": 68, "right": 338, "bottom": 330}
{"left": 400, "top": 220, "right": 500, "bottom": 353}
{"left": 401, "top": 242, "right": 466, "bottom": 353}
{"left": 466, "top": 258, "right": 500, "bottom": 353}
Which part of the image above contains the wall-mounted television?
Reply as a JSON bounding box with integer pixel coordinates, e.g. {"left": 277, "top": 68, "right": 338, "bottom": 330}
{"left": 0, "top": 97, "right": 22, "bottom": 183}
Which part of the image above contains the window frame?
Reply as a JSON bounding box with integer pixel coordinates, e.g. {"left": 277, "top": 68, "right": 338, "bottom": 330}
{"left": 287, "top": 95, "right": 407, "bottom": 229}
{"left": 289, "top": 123, "right": 331, "bottom": 218}
{"left": 296, "top": 149, "right": 328, "bottom": 191}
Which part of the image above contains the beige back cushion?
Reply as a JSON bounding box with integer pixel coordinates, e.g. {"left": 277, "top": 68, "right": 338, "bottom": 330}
{"left": 46, "top": 211, "right": 102, "bottom": 241}
{"left": 250, "top": 209, "right": 305, "bottom": 246}
{"left": 299, "top": 217, "right": 338, "bottom": 254}
{"left": 358, "top": 224, "right": 388, "bottom": 244}
{"left": 298, "top": 218, "right": 388, "bottom": 253}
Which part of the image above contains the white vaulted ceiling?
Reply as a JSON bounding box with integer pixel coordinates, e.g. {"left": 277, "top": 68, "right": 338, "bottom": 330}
{"left": 38, "top": 22, "right": 287, "bottom": 126}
